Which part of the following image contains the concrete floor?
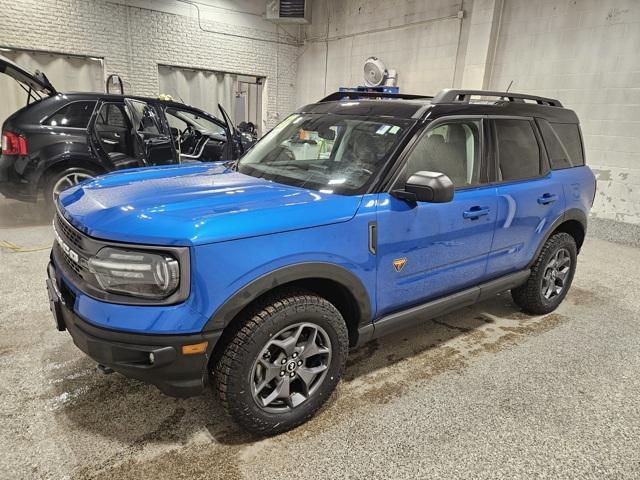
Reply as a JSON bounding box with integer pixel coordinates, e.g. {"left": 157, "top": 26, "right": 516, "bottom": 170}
{"left": 1, "top": 198, "right": 639, "bottom": 479}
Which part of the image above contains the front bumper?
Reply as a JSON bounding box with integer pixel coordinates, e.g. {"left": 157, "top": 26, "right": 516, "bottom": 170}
{"left": 47, "top": 262, "right": 222, "bottom": 398}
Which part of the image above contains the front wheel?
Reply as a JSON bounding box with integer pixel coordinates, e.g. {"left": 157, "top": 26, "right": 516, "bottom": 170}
{"left": 511, "top": 232, "right": 577, "bottom": 314}
{"left": 214, "top": 289, "right": 349, "bottom": 436}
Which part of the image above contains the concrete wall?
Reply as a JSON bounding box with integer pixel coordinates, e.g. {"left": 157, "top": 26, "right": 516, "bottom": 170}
{"left": 297, "top": 0, "right": 640, "bottom": 225}
{"left": 0, "top": 0, "right": 299, "bottom": 129}
{"left": 297, "top": 0, "right": 465, "bottom": 106}
{"left": 487, "top": 0, "right": 640, "bottom": 225}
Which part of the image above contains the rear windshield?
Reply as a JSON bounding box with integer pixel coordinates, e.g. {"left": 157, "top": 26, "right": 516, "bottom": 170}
{"left": 537, "top": 119, "right": 585, "bottom": 169}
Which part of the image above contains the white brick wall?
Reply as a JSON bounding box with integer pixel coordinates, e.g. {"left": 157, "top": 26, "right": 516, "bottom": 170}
{"left": 0, "top": 0, "right": 298, "bottom": 128}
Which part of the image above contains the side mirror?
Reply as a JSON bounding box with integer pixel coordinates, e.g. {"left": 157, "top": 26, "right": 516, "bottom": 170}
{"left": 170, "top": 127, "right": 179, "bottom": 138}
{"left": 394, "top": 171, "right": 454, "bottom": 203}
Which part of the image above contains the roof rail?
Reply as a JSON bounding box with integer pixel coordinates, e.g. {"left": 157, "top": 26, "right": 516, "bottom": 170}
{"left": 319, "top": 91, "right": 433, "bottom": 102}
{"left": 431, "top": 89, "right": 563, "bottom": 107}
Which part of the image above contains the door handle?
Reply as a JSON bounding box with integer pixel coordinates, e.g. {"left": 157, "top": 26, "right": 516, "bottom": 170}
{"left": 102, "top": 139, "right": 118, "bottom": 145}
{"left": 463, "top": 206, "right": 490, "bottom": 219}
{"left": 537, "top": 193, "right": 558, "bottom": 205}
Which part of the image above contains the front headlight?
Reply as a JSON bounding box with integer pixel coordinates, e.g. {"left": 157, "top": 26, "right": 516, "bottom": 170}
{"left": 88, "top": 247, "right": 180, "bottom": 299}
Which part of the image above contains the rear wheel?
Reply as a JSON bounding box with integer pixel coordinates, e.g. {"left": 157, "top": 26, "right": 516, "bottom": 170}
{"left": 45, "top": 167, "right": 96, "bottom": 205}
{"left": 511, "top": 232, "right": 577, "bottom": 314}
{"left": 214, "top": 289, "right": 349, "bottom": 436}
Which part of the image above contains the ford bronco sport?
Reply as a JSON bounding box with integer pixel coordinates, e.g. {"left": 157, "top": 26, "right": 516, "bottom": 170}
{"left": 47, "top": 89, "right": 596, "bottom": 435}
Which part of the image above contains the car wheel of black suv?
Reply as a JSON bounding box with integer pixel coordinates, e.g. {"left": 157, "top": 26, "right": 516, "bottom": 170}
{"left": 511, "top": 232, "right": 577, "bottom": 315}
{"left": 45, "top": 167, "right": 97, "bottom": 206}
{"left": 214, "top": 288, "right": 349, "bottom": 436}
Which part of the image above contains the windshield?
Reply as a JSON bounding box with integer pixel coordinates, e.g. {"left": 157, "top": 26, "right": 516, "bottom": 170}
{"left": 237, "top": 113, "right": 414, "bottom": 195}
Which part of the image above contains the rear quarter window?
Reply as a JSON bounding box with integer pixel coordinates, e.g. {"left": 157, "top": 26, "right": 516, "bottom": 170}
{"left": 44, "top": 101, "right": 96, "bottom": 128}
{"left": 537, "top": 119, "right": 584, "bottom": 169}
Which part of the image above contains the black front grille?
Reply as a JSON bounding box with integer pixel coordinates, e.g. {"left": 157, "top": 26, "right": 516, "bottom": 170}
{"left": 53, "top": 213, "right": 94, "bottom": 282}
{"left": 61, "top": 247, "right": 83, "bottom": 276}
{"left": 56, "top": 214, "right": 83, "bottom": 250}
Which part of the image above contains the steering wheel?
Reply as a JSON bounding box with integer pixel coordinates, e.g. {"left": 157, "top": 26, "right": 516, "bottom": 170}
{"left": 180, "top": 125, "right": 195, "bottom": 138}
{"left": 264, "top": 145, "right": 296, "bottom": 163}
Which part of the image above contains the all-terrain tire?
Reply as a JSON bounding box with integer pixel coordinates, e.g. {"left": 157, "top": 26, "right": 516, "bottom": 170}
{"left": 214, "top": 288, "right": 349, "bottom": 436}
{"left": 511, "top": 232, "right": 577, "bottom": 315}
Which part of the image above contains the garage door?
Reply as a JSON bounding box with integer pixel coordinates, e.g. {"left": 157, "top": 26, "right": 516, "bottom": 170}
{"left": 158, "top": 65, "right": 263, "bottom": 135}
{"left": 0, "top": 49, "right": 104, "bottom": 127}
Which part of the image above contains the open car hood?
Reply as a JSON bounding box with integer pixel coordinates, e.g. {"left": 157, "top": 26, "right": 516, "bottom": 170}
{"left": 0, "top": 55, "right": 57, "bottom": 96}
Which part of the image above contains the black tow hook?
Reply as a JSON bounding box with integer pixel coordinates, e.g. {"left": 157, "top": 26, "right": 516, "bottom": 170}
{"left": 96, "top": 364, "right": 114, "bottom": 375}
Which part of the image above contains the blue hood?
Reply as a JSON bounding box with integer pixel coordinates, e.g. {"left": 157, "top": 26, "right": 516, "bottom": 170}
{"left": 58, "top": 164, "right": 363, "bottom": 246}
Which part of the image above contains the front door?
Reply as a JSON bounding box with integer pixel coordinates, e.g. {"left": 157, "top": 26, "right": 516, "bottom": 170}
{"left": 375, "top": 117, "right": 497, "bottom": 317}
{"left": 124, "top": 98, "right": 176, "bottom": 166}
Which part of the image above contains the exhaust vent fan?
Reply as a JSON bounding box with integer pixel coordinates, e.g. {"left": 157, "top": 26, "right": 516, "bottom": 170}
{"left": 266, "top": 0, "right": 311, "bottom": 24}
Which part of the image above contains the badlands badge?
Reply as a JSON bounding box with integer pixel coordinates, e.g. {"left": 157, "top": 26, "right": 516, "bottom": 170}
{"left": 393, "top": 258, "right": 407, "bottom": 272}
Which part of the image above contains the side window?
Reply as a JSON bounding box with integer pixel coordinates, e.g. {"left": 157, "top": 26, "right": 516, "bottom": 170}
{"left": 45, "top": 101, "right": 96, "bottom": 128}
{"left": 494, "top": 119, "right": 541, "bottom": 181}
{"left": 405, "top": 120, "right": 482, "bottom": 187}
{"left": 537, "top": 119, "right": 571, "bottom": 169}
{"left": 95, "top": 103, "right": 128, "bottom": 128}
{"left": 551, "top": 123, "right": 584, "bottom": 167}
{"left": 127, "top": 100, "right": 162, "bottom": 135}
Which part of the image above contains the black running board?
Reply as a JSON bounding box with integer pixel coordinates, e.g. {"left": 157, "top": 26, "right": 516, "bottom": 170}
{"left": 356, "top": 269, "right": 530, "bottom": 346}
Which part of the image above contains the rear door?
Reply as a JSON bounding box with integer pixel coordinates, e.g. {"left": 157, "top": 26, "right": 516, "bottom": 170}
{"left": 485, "top": 117, "right": 566, "bottom": 277}
{"left": 88, "top": 99, "right": 143, "bottom": 170}
{"left": 375, "top": 117, "right": 498, "bottom": 316}
{"left": 124, "top": 98, "right": 177, "bottom": 166}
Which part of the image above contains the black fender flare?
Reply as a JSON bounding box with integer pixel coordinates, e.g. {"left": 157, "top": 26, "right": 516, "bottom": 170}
{"left": 529, "top": 208, "right": 587, "bottom": 267}
{"left": 203, "top": 262, "right": 373, "bottom": 332}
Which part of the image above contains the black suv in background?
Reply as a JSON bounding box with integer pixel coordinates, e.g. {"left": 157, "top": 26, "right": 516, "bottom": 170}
{"left": 0, "top": 56, "right": 253, "bottom": 204}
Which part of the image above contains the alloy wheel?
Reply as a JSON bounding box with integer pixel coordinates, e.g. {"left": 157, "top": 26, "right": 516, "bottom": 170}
{"left": 251, "top": 322, "right": 332, "bottom": 413}
{"left": 52, "top": 172, "right": 94, "bottom": 201}
{"left": 542, "top": 247, "right": 571, "bottom": 300}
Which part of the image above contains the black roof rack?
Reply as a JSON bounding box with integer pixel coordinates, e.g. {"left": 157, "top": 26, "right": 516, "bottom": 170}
{"left": 431, "top": 89, "right": 563, "bottom": 107}
{"left": 319, "top": 91, "right": 433, "bottom": 102}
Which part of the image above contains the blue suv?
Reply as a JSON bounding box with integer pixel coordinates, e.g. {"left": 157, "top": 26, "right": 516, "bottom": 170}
{"left": 46, "top": 89, "right": 596, "bottom": 435}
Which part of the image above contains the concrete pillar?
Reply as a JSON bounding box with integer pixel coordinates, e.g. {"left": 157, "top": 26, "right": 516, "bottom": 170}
{"left": 460, "top": 0, "right": 504, "bottom": 89}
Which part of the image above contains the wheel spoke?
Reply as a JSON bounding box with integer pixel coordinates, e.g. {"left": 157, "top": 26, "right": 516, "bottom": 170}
{"left": 255, "top": 358, "right": 281, "bottom": 393}
{"left": 300, "top": 327, "right": 329, "bottom": 360}
{"left": 297, "top": 364, "right": 327, "bottom": 391}
{"left": 271, "top": 325, "right": 304, "bottom": 356}
{"left": 261, "top": 377, "right": 290, "bottom": 407}
{"left": 544, "top": 282, "right": 554, "bottom": 299}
